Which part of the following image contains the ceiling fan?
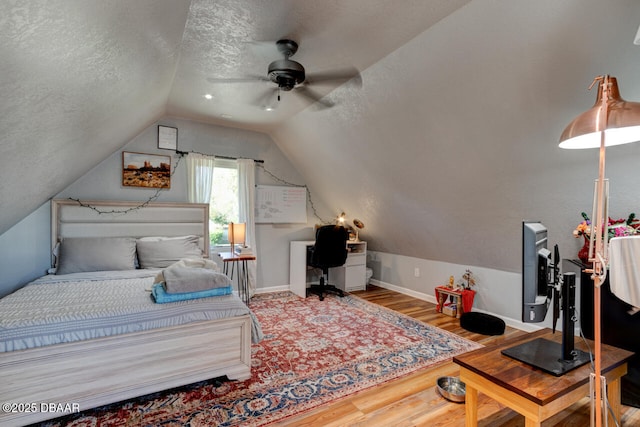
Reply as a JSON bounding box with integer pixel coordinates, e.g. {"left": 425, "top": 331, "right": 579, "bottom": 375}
{"left": 207, "top": 39, "right": 361, "bottom": 109}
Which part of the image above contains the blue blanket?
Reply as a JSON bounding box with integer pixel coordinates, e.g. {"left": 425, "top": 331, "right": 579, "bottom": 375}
{"left": 151, "top": 283, "right": 232, "bottom": 304}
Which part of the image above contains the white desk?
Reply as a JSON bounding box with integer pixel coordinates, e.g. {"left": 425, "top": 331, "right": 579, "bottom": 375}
{"left": 289, "top": 240, "right": 367, "bottom": 298}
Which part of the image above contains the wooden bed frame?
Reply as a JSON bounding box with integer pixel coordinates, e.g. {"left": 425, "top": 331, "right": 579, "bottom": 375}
{"left": 0, "top": 199, "right": 252, "bottom": 427}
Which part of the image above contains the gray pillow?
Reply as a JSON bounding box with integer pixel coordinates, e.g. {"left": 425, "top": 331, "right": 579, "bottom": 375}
{"left": 136, "top": 235, "right": 203, "bottom": 269}
{"left": 56, "top": 237, "right": 137, "bottom": 274}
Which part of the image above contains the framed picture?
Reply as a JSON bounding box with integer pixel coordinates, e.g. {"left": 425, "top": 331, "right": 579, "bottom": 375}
{"left": 122, "top": 151, "right": 171, "bottom": 188}
{"left": 157, "top": 125, "right": 178, "bottom": 150}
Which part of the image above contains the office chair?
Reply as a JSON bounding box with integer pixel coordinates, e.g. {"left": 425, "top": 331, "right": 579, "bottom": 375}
{"left": 307, "top": 225, "right": 349, "bottom": 301}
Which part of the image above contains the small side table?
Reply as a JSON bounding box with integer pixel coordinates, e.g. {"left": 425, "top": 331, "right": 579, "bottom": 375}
{"left": 435, "top": 286, "right": 475, "bottom": 318}
{"left": 453, "top": 328, "right": 632, "bottom": 426}
{"left": 218, "top": 252, "right": 256, "bottom": 306}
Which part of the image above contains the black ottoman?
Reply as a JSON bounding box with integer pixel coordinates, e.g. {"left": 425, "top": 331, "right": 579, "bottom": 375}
{"left": 460, "top": 312, "right": 505, "bottom": 336}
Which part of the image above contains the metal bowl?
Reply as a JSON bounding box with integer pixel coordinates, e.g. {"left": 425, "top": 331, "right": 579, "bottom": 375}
{"left": 436, "top": 376, "right": 466, "bottom": 403}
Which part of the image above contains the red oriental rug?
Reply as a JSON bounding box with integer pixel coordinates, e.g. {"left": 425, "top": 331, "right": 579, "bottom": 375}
{"left": 37, "top": 292, "right": 481, "bottom": 426}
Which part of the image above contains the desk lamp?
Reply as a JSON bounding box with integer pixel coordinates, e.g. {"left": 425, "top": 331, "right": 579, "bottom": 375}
{"left": 559, "top": 75, "right": 640, "bottom": 427}
{"left": 228, "top": 222, "right": 246, "bottom": 253}
{"left": 353, "top": 218, "right": 365, "bottom": 242}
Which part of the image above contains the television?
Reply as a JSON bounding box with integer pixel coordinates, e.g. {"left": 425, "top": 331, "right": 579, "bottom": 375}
{"left": 501, "top": 221, "right": 591, "bottom": 376}
{"left": 521, "top": 221, "right": 552, "bottom": 323}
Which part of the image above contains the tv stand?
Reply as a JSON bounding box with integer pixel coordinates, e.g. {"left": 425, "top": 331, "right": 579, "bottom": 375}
{"left": 502, "top": 272, "right": 590, "bottom": 376}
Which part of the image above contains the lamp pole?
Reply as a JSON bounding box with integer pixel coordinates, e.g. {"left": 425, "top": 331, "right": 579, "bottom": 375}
{"left": 561, "top": 74, "right": 640, "bottom": 426}
{"left": 583, "top": 75, "right": 610, "bottom": 427}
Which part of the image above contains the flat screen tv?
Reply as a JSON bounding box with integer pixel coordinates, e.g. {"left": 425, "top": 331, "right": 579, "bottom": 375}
{"left": 521, "top": 221, "right": 552, "bottom": 323}
{"left": 501, "top": 221, "right": 590, "bottom": 376}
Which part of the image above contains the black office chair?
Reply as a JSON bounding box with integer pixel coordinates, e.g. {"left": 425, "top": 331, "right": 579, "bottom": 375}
{"left": 307, "top": 225, "right": 349, "bottom": 301}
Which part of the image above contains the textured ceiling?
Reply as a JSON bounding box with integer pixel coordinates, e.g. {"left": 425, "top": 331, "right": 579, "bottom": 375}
{"left": 2, "top": 0, "right": 640, "bottom": 277}
{"left": 167, "top": 0, "right": 471, "bottom": 130}
{"left": 0, "top": 0, "right": 469, "bottom": 236}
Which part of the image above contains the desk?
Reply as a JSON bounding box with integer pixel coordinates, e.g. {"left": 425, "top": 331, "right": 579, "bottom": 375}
{"left": 218, "top": 252, "right": 255, "bottom": 306}
{"left": 289, "top": 240, "right": 367, "bottom": 298}
{"left": 453, "top": 328, "right": 633, "bottom": 427}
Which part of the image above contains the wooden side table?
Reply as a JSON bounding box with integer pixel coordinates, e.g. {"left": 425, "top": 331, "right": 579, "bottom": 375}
{"left": 435, "top": 286, "right": 475, "bottom": 318}
{"left": 218, "top": 252, "right": 256, "bottom": 306}
{"left": 453, "top": 328, "right": 633, "bottom": 426}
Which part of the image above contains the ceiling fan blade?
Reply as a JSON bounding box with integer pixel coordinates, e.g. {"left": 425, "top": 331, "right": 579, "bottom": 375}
{"left": 251, "top": 87, "right": 279, "bottom": 109}
{"left": 206, "top": 75, "right": 269, "bottom": 84}
{"left": 294, "top": 86, "right": 334, "bottom": 109}
{"left": 305, "top": 67, "right": 362, "bottom": 87}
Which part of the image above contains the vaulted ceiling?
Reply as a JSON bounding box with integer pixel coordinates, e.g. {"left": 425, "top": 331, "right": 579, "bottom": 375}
{"left": 2, "top": 0, "right": 640, "bottom": 273}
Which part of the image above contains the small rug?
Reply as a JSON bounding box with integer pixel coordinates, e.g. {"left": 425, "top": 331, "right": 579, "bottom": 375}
{"left": 37, "top": 292, "right": 481, "bottom": 426}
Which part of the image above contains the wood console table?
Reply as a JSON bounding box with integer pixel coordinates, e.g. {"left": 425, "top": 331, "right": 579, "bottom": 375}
{"left": 453, "top": 328, "right": 633, "bottom": 426}
{"left": 435, "top": 286, "right": 475, "bottom": 318}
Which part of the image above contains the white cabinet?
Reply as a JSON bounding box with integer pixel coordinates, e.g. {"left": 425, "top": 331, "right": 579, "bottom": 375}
{"left": 329, "top": 242, "right": 367, "bottom": 292}
{"left": 289, "top": 240, "right": 315, "bottom": 298}
{"left": 289, "top": 240, "right": 367, "bottom": 297}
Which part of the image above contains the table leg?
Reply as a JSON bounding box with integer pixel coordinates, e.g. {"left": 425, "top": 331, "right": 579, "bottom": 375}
{"left": 456, "top": 295, "right": 462, "bottom": 318}
{"left": 465, "top": 384, "right": 478, "bottom": 426}
{"left": 239, "top": 260, "right": 250, "bottom": 306}
{"left": 437, "top": 292, "right": 445, "bottom": 313}
{"left": 524, "top": 418, "right": 542, "bottom": 427}
{"left": 607, "top": 376, "right": 621, "bottom": 425}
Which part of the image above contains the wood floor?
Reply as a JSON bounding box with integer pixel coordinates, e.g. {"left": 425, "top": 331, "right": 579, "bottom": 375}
{"left": 272, "top": 285, "right": 640, "bottom": 426}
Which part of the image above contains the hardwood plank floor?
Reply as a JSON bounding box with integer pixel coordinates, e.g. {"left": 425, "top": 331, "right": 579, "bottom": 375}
{"left": 272, "top": 285, "right": 640, "bottom": 426}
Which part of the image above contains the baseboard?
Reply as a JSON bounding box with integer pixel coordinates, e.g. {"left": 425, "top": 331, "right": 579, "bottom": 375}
{"left": 256, "top": 285, "right": 291, "bottom": 294}
{"left": 368, "top": 279, "right": 540, "bottom": 333}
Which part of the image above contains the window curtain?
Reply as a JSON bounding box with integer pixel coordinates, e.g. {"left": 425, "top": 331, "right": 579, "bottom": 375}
{"left": 238, "top": 159, "right": 257, "bottom": 296}
{"left": 186, "top": 153, "right": 215, "bottom": 203}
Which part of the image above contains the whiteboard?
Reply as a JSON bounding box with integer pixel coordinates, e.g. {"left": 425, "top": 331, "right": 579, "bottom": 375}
{"left": 255, "top": 185, "right": 307, "bottom": 223}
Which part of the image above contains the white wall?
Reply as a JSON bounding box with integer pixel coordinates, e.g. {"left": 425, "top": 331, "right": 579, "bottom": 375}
{"left": 57, "top": 117, "right": 335, "bottom": 290}
{"left": 0, "top": 118, "right": 333, "bottom": 297}
{"left": 367, "top": 250, "right": 573, "bottom": 332}
{"left": 0, "top": 203, "right": 51, "bottom": 297}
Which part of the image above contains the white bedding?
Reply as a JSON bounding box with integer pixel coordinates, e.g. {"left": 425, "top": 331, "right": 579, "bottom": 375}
{"left": 0, "top": 270, "right": 261, "bottom": 352}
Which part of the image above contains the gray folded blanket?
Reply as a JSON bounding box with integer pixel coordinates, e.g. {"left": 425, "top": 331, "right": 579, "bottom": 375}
{"left": 156, "top": 258, "right": 231, "bottom": 294}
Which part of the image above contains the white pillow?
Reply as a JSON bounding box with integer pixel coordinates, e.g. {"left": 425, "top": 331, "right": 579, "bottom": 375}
{"left": 56, "top": 237, "right": 137, "bottom": 275}
{"left": 136, "top": 235, "right": 203, "bottom": 269}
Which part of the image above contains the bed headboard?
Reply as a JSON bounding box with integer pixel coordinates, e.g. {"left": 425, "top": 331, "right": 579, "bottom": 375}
{"left": 51, "top": 199, "right": 210, "bottom": 266}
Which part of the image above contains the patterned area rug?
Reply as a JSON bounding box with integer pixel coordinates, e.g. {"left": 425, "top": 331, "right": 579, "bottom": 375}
{"left": 37, "top": 292, "right": 481, "bottom": 426}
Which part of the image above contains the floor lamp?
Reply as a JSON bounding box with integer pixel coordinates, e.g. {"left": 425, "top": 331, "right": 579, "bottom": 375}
{"left": 559, "top": 75, "right": 640, "bottom": 427}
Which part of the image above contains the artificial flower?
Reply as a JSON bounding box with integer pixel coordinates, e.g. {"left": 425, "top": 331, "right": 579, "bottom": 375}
{"left": 574, "top": 212, "right": 639, "bottom": 240}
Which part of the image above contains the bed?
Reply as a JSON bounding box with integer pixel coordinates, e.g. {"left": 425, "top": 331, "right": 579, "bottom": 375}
{"left": 0, "top": 199, "right": 258, "bottom": 427}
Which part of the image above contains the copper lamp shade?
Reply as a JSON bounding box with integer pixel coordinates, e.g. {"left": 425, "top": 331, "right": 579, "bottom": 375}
{"left": 560, "top": 76, "right": 640, "bottom": 149}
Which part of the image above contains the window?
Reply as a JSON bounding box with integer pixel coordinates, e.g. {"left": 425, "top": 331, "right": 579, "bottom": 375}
{"left": 209, "top": 159, "right": 238, "bottom": 247}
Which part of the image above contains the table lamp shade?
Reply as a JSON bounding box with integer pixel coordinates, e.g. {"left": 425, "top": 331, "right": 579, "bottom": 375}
{"left": 229, "top": 222, "right": 246, "bottom": 247}
{"left": 559, "top": 76, "right": 640, "bottom": 149}
{"left": 609, "top": 235, "right": 640, "bottom": 308}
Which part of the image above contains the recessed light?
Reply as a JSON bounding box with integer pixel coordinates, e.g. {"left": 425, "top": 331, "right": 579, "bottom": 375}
{"left": 264, "top": 106, "right": 274, "bottom": 111}
{"left": 204, "top": 94, "right": 213, "bottom": 100}
{"left": 221, "top": 114, "right": 232, "bottom": 119}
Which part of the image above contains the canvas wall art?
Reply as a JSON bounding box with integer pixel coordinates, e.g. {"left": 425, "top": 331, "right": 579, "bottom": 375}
{"left": 122, "top": 151, "right": 171, "bottom": 188}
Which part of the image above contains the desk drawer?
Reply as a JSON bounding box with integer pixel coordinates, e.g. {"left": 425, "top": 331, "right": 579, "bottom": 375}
{"left": 345, "top": 253, "right": 365, "bottom": 266}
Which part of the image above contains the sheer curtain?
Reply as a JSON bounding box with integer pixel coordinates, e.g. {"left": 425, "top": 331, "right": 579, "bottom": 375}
{"left": 186, "top": 153, "right": 215, "bottom": 203}
{"left": 237, "top": 159, "right": 257, "bottom": 296}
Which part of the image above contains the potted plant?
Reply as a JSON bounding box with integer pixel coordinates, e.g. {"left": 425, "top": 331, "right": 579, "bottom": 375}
{"left": 458, "top": 269, "right": 477, "bottom": 313}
